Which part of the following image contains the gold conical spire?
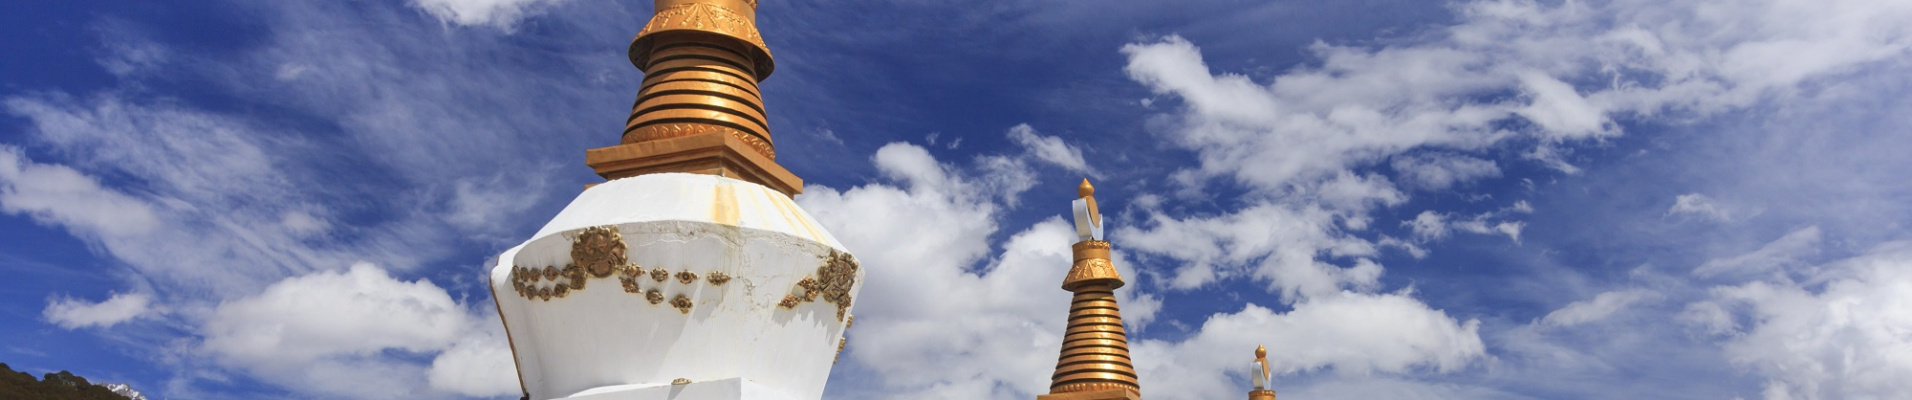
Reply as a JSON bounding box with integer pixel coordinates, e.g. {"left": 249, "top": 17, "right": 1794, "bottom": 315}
{"left": 585, "top": 0, "right": 802, "bottom": 195}
{"left": 1041, "top": 179, "right": 1142, "bottom": 400}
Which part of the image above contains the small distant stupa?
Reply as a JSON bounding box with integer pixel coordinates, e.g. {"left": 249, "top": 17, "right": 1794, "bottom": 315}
{"left": 1248, "top": 345, "right": 1277, "bottom": 400}
{"left": 487, "top": 0, "right": 861, "bottom": 399}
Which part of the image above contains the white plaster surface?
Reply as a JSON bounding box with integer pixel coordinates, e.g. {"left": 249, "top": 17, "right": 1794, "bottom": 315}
{"left": 561, "top": 377, "right": 796, "bottom": 400}
{"left": 490, "top": 173, "right": 860, "bottom": 400}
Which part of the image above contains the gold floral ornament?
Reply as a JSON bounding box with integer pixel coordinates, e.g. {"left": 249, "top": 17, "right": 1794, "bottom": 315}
{"left": 707, "top": 271, "right": 731, "bottom": 285}
{"left": 671, "top": 295, "right": 694, "bottom": 314}
{"left": 647, "top": 289, "right": 665, "bottom": 304}
{"left": 780, "top": 250, "right": 860, "bottom": 321}
{"left": 620, "top": 275, "right": 643, "bottom": 293}
{"left": 651, "top": 268, "right": 670, "bottom": 282}
{"left": 619, "top": 263, "right": 645, "bottom": 293}
{"left": 510, "top": 264, "right": 588, "bottom": 301}
{"left": 563, "top": 263, "right": 586, "bottom": 291}
{"left": 571, "top": 225, "right": 627, "bottom": 278}
{"left": 676, "top": 271, "right": 698, "bottom": 284}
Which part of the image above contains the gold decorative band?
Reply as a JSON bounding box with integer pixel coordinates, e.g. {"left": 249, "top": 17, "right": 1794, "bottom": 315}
{"left": 1052, "top": 380, "right": 1140, "bottom": 395}
{"left": 1072, "top": 240, "right": 1112, "bottom": 261}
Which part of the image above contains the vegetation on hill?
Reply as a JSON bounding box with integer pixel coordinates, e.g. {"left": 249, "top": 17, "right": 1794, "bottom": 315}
{"left": 0, "top": 363, "right": 129, "bottom": 400}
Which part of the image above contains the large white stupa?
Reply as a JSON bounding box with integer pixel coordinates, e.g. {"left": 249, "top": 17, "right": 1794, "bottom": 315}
{"left": 487, "top": 1, "right": 862, "bottom": 399}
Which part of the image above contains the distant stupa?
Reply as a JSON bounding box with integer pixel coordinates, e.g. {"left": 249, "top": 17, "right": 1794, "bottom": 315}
{"left": 487, "top": 0, "right": 861, "bottom": 399}
{"left": 1037, "top": 179, "right": 1144, "bottom": 400}
{"left": 1248, "top": 345, "right": 1277, "bottom": 400}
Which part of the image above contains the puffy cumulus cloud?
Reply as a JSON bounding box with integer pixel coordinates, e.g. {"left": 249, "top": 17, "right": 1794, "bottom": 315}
{"left": 1540, "top": 289, "right": 1659, "bottom": 327}
{"left": 800, "top": 142, "right": 1159, "bottom": 399}
{"left": 1101, "top": 0, "right": 1912, "bottom": 394}
{"left": 0, "top": 145, "right": 160, "bottom": 239}
{"left": 1691, "top": 241, "right": 1912, "bottom": 399}
{"left": 1118, "top": 202, "right": 1380, "bottom": 297}
{"left": 1006, "top": 124, "right": 1094, "bottom": 176}
{"left": 427, "top": 313, "right": 522, "bottom": 398}
{"left": 43, "top": 292, "right": 157, "bottom": 329}
{"left": 201, "top": 263, "right": 505, "bottom": 399}
{"left": 1133, "top": 293, "right": 1485, "bottom": 400}
{"left": 411, "top": 0, "right": 565, "bottom": 29}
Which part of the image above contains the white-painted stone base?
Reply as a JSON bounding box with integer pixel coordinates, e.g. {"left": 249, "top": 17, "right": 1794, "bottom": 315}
{"left": 490, "top": 173, "right": 861, "bottom": 400}
{"left": 561, "top": 378, "right": 798, "bottom": 400}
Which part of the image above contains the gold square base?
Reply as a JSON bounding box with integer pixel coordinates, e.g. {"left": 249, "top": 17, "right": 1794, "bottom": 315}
{"left": 1036, "top": 389, "right": 1142, "bottom": 400}
{"left": 585, "top": 132, "right": 802, "bottom": 196}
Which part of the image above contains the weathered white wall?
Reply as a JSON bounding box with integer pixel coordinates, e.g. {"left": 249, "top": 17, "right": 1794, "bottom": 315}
{"left": 490, "top": 173, "right": 860, "bottom": 400}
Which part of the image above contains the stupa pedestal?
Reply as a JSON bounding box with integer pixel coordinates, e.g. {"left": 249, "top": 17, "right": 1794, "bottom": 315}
{"left": 561, "top": 378, "right": 797, "bottom": 400}
{"left": 489, "top": 173, "right": 860, "bottom": 400}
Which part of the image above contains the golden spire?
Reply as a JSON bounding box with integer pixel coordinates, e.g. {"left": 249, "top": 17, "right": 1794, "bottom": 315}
{"left": 1249, "top": 345, "right": 1276, "bottom": 400}
{"left": 1040, "top": 179, "right": 1142, "bottom": 400}
{"left": 584, "top": 0, "right": 803, "bottom": 195}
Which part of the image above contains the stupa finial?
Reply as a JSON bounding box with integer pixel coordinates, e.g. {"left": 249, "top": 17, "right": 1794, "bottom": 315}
{"left": 1249, "top": 345, "right": 1276, "bottom": 400}
{"left": 1072, "top": 179, "right": 1104, "bottom": 241}
{"left": 584, "top": 0, "right": 803, "bottom": 195}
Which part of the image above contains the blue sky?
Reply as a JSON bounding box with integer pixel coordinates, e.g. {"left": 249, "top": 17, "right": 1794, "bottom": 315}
{"left": 3, "top": 0, "right": 1911, "bottom": 399}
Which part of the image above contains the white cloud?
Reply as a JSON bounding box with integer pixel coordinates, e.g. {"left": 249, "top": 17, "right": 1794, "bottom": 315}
{"left": 201, "top": 263, "right": 480, "bottom": 399}
{"left": 1005, "top": 124, "right": 1094, "bottom": 175}
{"left": 43, "top": 292, "right": 157, "bottom": 329}
{"left": 801, "top": 142, "right": 1159, "bottom": 399}
{"left": 1452, "top": 218, "right": 1525, "bottom": 244}
{"left": 427, "top": 314, "right": 521, "bottom": 398}
{"left": 1, "top": 93, "right": 441, "bottom": 298}
{"left": 1404, "top": 210, "right": 1525, "bottom": 243}
{"left": 1406, "top": 211, "right": 1451, "bottom": 241}
{"left": 0, "top": 145, "right": 161, "bottom": 239}
{"left": 1134, "top": 293, "right": 1485, "bottom": 400}
{"left": 1514, "top": 71, "right": 1611, "bottom": 138}
{"left": 411, "top": 0, "right": 564, "bottom": 28}
{"left": 1391, "top": 152, "right": 1502, "bottom": 191}
{"left": 1694, "top": 226, "right": 1822, "bottom": 278}
{"left": 1540, "top": 289, "right": 1659, "bottom": 327}
{"left": 1120, "top": 0, "right": 1912, "bottom": 206}
{"left": 1668, "top": 193, "right": 1732, "bottom": 222}
{"left": 1695, "top": 241, "right": 1912, "bottom": 400}
{"left": 0, "top": 1, "right": 619, "bottom": 395}
{"left": 1118, "top": 203, "right": 1380, "bottom": 298}
{"left": 1281, "top": 376, "right": 1514, "bottom": 400}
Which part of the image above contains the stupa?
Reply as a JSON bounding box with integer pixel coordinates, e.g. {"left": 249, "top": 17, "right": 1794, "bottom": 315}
{"left": 1038, "top": 180, "right": 1145, "bottom": 400}
{"left": 486, "top": 1, "right": 861, "bottom": 399}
